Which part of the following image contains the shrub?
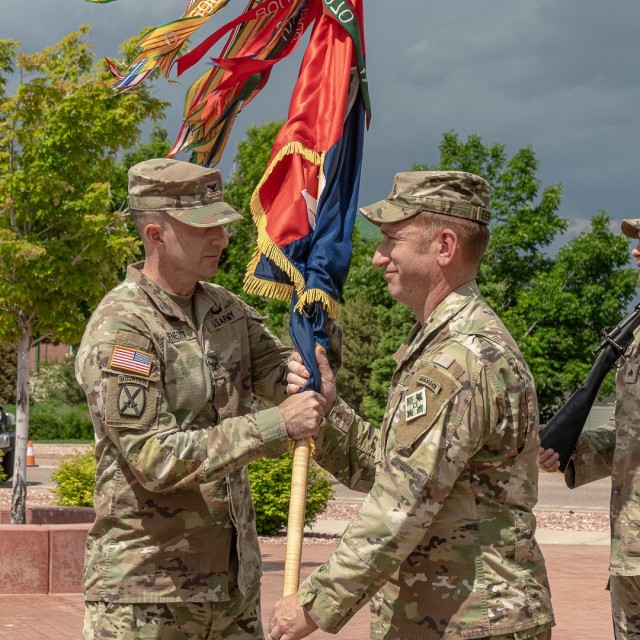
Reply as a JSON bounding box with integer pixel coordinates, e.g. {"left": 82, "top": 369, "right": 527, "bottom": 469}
{"left": 22, "top": 401, "right": 93, "bottom": 441}
{"left": 31, "top": 356, "right": 85, "bottom": 405}
{"left": 248, "top": 452, "right": 335, "bottom": 536}
{"left": 51, "top": 448, "right": 96, "bottom": 506}
{"left": 0, "top": 451, "right": 6, "bottom": 483}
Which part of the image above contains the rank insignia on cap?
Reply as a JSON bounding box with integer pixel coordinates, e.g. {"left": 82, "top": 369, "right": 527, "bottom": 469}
{"left": 405, "top": 389, "right": 426, "bottom": 422}
{"left": 109, "top": 345, "right": 153, "bottom": 376}
{"left": 117, "top": 383, "right": 146, "bottom": 417}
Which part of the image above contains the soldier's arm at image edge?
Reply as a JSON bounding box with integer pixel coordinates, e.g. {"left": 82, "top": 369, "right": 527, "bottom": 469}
{"left": 565, "top": 416, "right": 615, "bottom": 488}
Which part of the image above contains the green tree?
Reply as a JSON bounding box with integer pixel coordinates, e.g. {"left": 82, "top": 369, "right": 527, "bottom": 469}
{"left": 504, "top": 211, "right": 637, "bottom": 418}
{"left": 0, "top": 27, "right": 167, "bottom": 523}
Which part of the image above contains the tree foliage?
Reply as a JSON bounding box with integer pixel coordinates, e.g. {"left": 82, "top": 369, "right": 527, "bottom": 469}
{"left": 0, "top": 27, "right": 167, "bottom": 345}
{"left": 0, "top": 26, "right": 167, "bottom": 522}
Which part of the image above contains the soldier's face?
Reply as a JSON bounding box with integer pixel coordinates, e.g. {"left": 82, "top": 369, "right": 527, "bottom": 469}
{"left": 162, "top": 217, "right": 229, "bottom": 283}
{"left": 632, "top": 235, "right": 640, "bottom": 271}
{"left": 372, "top": 217, "right": 437, "bottom": 313}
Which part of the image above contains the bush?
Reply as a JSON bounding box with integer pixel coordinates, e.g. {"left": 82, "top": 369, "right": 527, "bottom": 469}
{"left": 31, "top": 356, "right": 85, "bottom": 405}
{"left": 51, "top": 448, "right": 96, "bottom": 506}
{"left": 16, "top": 401, "right": 93, "bottom": 441}
{"left": 248, "top": 452, "right": 335, "bottom": 536}
{"left": 0, "top": 451, "right": 6, "bottom": 483}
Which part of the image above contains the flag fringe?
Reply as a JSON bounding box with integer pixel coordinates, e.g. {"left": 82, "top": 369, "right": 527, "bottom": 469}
{"left": 294, "top": 289, "right": 340, "bottom": 318}
{"left": 244, "top": 141, "right": 327, "bottom": 304}
{"left": 243, "top": 249, "right": 294, "bottom": 301}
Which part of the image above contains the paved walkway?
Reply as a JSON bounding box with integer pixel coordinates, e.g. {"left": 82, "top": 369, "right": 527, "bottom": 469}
{"left": 0, "top": 527, "right": 613, "bottom": 640}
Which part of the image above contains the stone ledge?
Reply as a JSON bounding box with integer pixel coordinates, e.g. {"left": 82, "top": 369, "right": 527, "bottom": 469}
{"left": 0, "top": 511, "right": 92, "bottom": 594}
{"left": 0, "top": 505, "right": 95, "bottom": 525}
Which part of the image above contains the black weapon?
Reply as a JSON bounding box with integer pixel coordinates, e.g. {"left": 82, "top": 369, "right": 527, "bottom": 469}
{"left": 540, "top": 302, "right": 640, "bottom": 471}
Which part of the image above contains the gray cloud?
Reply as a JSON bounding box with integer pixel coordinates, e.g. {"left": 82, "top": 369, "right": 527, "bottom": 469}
{"left": 4, "top": 0, "right": 640, "bottom": 252}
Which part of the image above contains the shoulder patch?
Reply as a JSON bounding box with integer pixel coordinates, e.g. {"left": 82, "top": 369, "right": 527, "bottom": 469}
{"left": 396, "top": 362, "right": 462, "bottom": 450}
{"left": 624, "top": 363, "right": 639, "bottom": 384}
{"left": 416, "top": 375, "right": 441, "bottom": 394}
{"left": 405, "top": 389, "right": 427, "bottom": 421}
{"left": 109, "top": 345, "right": 153, "bottom": 376}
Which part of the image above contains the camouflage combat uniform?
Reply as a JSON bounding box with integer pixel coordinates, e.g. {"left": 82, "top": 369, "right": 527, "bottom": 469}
{"left": 76, "top": 262, "right": 293, "bottom": 638}
{"left": 565, "top": 330, "right": 640, "bottom": 638}
{"left": 304, "top": 282, "right": 554, "bottom": 640}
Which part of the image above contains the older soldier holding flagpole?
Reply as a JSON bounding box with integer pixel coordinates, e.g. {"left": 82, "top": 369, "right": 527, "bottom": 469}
{"left": 269, "top": 171, "right": 555, "bottom": 640}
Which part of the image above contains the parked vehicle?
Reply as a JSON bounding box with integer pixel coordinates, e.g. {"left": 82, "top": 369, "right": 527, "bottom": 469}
{"left": 0, "top": 405, "right": 16, "bottom": 480}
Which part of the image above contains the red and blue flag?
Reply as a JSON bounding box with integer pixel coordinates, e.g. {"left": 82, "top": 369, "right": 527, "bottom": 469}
{"left": 243, "top": 0, "right": 369, "bottom": 390}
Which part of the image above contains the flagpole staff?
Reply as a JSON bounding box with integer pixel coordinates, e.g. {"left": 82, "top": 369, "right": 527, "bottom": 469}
{"left": 283, "top": 437, "right": 312, "bottom": 595}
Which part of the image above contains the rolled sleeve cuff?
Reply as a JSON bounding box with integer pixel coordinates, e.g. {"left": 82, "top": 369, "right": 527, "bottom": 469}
{"left": 256, "top": 406, "right": 289, "bottom": 458}
{"left": 299, "top": 576, "right": 348, "bottom": 633}
{"left": 326, "top": 396, "right": 355, "bottom": 434}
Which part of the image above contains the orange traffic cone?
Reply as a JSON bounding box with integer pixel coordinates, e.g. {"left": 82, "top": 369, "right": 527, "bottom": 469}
{"left": 26, "top": 440, "right": 38, "bottom": 467}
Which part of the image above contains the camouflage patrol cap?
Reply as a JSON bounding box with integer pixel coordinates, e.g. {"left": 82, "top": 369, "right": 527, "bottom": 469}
{"left": 359, "top": 171, "right": 491, "bottom": 227}
{"left": 621, "top": 219, "right": 640, "bottom": 239}
{"left": 128, "top": 158, "right": 243, "bottom": 227}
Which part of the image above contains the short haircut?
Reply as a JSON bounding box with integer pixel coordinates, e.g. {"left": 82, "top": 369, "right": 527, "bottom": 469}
{"left": 129, "top": 208, "right": 168, "bottom": 240}
{"left": 418, "top": 210, "right": 490, "bottom": 266}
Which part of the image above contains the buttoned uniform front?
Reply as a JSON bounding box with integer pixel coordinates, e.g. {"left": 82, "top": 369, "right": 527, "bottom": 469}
{"left": 304, "top": 282, "right": 555, "bottom": 640}
{"left": 75, "top": 262, "right": 293, "bottom": 604}
{"left": 565, "top": 329, "right": 640, "bottom": 634}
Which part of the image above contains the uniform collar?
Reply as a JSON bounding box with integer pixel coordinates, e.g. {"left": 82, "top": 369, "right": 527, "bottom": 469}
{"left": 394, "top": 280, "right": 480, "bottom": 367}
{"left": 126, "top": 262, "right": 221, "bottom": 324}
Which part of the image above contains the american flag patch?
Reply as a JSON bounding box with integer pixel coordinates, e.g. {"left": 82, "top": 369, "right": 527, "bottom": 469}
{"left": 109, "top": 345, "right": 153, "bottom": 376}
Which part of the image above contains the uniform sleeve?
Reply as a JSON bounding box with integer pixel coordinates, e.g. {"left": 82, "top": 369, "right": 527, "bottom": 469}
{"left": 313, "top": 396, "right": 377, "bottom": 493}
{"left": 565, "top": 416, "right": 616, "bottom": 489}
{"left": 299, "top": 356, "right": 495, "bottom": 632}
{"left": 76, "top": 313, "right": 291, "bottom": 494}
{"left": 242, "top": 303, "right": 292, "bottom": 407}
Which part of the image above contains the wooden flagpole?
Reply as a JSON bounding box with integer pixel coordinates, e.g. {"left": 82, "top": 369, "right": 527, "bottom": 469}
{"left": 282, "top": 438, "right": 312, "bottom": 595}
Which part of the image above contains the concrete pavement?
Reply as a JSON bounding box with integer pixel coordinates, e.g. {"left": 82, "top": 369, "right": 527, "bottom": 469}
{"left": 0, "top": 517, "right": 614, "bottom": 640}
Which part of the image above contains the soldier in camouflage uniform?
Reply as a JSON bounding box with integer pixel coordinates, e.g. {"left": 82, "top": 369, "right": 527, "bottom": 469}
{"left": 269, "top": 171, "right": 555, "bottom": 640}
{"left": 540, "top": 218, "right": 640, "bottom": 639}
{"left": 76, "top": 158, "right": 330, "bottom": 640}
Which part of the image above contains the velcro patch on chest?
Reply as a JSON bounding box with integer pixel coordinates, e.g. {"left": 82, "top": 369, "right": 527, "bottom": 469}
{"left": 624, "top": 363, "right": 639, "bottom": 384}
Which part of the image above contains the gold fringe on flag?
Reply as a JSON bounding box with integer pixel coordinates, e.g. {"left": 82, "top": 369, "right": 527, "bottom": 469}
{"left": 244, "top": 141, "right": 343, "bottom": 316}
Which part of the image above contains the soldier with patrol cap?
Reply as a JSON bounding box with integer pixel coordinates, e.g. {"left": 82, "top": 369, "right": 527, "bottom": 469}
{"left": 76, "top": 158, "right": 330, "bottom": 640}
{"left": 269, "top": 171, "right": 555, "bottom": 640}
{"left": 541, "top": 219, "right": 640, "bottom": 639}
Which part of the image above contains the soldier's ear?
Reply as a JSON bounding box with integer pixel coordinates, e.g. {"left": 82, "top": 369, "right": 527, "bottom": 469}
{"left": 143, "top": 222, "right": 165, "bottom": 249}
{"left": 435, "top": 228, "right": 458, "bottom": 266}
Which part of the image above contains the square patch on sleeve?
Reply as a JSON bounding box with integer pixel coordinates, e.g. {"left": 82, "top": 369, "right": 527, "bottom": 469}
{"left": 405, "top": 389, "right": 427, "bottom": 422}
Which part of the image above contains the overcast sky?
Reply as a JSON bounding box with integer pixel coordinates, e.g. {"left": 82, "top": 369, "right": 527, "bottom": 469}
{"left": 4, "top": 0, "right": 640, "bottom": 251}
